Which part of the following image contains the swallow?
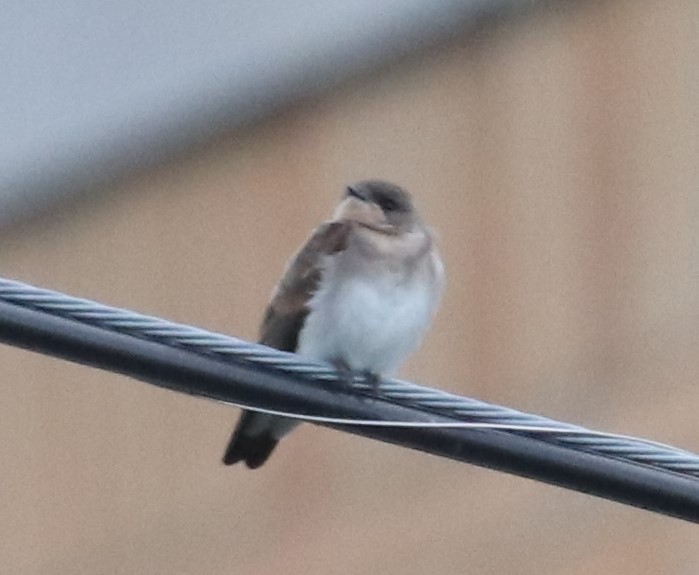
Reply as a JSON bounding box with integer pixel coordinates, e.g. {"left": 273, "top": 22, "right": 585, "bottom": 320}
{"left": 223, "top": 179, "right": 444, "bottom": 468}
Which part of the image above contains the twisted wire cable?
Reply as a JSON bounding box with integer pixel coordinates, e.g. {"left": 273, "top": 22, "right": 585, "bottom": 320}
{"left": 1, "top": 276, "right": 696, "bottom": 474}
{"left": 1, "top": 276, "right": 698, "bottom": 522}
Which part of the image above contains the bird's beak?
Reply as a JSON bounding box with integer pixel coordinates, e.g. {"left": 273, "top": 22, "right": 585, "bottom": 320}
{"left": 346, "top": 185, "right": 367, "bottom": 202}
{"left": 333, "top": 193, "right": 388, "bottom": 231}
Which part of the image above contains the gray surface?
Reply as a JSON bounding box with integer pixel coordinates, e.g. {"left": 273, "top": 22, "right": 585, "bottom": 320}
{"left": 0, "top": 0, "right": 518, "bottom": 226}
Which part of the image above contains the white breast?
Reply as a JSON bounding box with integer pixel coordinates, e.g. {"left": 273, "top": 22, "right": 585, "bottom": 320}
{"left": 297, "top": 238, "right": 443, "bottom": 376}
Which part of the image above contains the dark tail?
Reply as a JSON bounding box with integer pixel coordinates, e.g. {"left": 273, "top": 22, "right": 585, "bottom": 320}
{"left": 222, "top": 410, "right": 278, "bottom": 469}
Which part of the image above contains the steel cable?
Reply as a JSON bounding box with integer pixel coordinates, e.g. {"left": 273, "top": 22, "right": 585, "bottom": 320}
{"left": 0, "top": 276, "right": 698, "bottom": 522}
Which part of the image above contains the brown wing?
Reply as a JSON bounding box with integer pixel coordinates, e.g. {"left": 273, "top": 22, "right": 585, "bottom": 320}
{"left": 223, "top": 220, "right": 351, "bottom": 468}
{"left": 258, "top": 220, "right": 351, "bottom": 352}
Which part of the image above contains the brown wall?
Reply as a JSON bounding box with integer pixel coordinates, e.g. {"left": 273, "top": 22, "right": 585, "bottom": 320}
{"left": 1, "top": 1, "right": 698, "bottom": 573}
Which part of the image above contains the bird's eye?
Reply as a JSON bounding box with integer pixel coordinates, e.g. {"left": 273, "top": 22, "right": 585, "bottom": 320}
{"left": 379, "top": 197, "right": 399, "bottom": 212}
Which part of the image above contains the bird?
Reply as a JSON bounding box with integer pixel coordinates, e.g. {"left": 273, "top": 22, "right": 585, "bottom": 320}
{"left": 222, "top": 179, "right": 444, "bottom": 469}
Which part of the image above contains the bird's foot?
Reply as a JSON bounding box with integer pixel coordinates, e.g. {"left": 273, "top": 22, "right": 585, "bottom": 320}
{"left": 362, "top": 371, "right": 382, "bottom": 393}
{"left": 332, "top": 359, "right": 357, "bottom": 390}
{"left": 331, "top": 360, "right": 382, "bottom": 396}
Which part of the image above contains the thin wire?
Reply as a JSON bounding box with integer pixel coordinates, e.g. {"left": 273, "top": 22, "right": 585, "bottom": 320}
{"left": 0, "top": 276, "right": 697, "bottom": 478}
{"left": 223, "top": 400, "right": 692, "bottom": 456}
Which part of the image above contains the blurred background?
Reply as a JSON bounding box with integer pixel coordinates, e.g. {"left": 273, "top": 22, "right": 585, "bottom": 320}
{"left": 1, "top": 0, "right": 698, "bottom": 573}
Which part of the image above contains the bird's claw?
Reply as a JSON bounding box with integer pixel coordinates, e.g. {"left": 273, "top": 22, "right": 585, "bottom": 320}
{"left": 331, "top": 361, "right": 382, "bottom": 395}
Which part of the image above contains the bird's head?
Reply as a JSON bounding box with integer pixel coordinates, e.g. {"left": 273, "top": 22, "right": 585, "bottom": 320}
{"left": 334, "top": 180, "right": 418, "bottom": 234}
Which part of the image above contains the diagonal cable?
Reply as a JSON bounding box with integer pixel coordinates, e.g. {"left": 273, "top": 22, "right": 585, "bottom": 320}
{"left": 0, "top": 276, "right": 698, "bottom": 522}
